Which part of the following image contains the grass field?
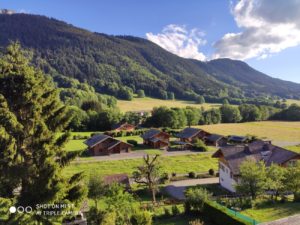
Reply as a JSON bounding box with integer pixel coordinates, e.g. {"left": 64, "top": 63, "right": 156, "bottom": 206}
{"left": 64, "top": 153, "right": 217, "bottom": 177}
{"left": 117, "top": 97, "right": 221, "bottom": 112}
{"left": 242, "top": 202, "right": 300, "bottom": 222}
{"left": 197, "top": 121, "right": 300, "bottom": 143}
{"left": 286, "top": 145, "right": 300, "bottom": 153}
{"left": 286, "top": 99, "right": 300, "bottom": 105}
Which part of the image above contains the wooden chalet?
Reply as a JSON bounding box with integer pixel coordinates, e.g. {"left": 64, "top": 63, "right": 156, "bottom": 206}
{"left": 111, "top": 122, "right": 135, "bottom": 132}
{"left": 205, "top": 134, "right": 227, "bottom": 147}
{"left": 84, "top": 134, "right": 132, "bottom": 156}
{"left": 141, "top": 129, "right": 170, "bottom": 149}
{"left": 212, "top": 140, "right": 300, "bottom": 192}
{"left": 227, "top": 135, "right": 248, "bottom": 144}
{"left": 176, "top": 127, "right": 210, "bottom": 143}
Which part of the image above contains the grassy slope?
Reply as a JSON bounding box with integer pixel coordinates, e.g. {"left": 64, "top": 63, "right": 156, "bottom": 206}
{"left": 197, "top": 121, "right": 300, "bottom": 142}
{"left": 117, "top": 97, "right": 221, "bottom": 112}
{"left": 242, "top": 202, "right": 300, "bottom": 222}
{"left": 64, "top": 154, "right": 217, "bottom": 177}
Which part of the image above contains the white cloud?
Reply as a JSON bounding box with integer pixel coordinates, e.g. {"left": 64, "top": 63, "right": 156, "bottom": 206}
{"left": 213, "top": 0, "right": 300, "bottom": 60}
{"left": 146, "top": 24, "right": 207, "bottom": 61}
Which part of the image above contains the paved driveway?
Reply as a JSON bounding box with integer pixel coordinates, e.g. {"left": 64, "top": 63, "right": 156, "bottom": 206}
{"left": 164, "top": 177, "right": 219, "bottom": 200}
{"left": 260, "top": 214, "right": 300, "bottom": 225}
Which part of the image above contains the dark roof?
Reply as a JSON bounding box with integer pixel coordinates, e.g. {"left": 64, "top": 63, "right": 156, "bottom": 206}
{"left": 107, "top": 140, "right": 121, "bottom": 150}
{"left": 142, "top": 129, "right": 161, "bottom": 140}
{"left": 103, "top": 174, "right": 130, "bottom": 188}
{"left": 228, "top": 135, "right": 247, "bottom": 142}
{"left": 173, "top": 141, "right": 194, "bottom": 146}
{"left": 84, "top": 134, "right": 110, "bottom": 147}
{"left": 176, "top": 127, "right": 202, "bottom": 139}
{"left": 213, "top": 140, "right": 299, "bottom": 175}
{"left": 150, "top": 137, "right": 169, "bottom": 144}
{"left": 206, "top": 134, "right": 225, "bottom": 142}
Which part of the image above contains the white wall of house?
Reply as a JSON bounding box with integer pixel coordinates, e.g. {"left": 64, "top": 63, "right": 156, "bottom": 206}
{"left": 219, "top": 162, "right": 236, "bottom": 192}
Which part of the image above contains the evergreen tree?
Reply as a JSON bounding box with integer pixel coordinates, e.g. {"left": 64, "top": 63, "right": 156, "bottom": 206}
{"left": 0, "top": 43, "right": 86, "bottom": 224}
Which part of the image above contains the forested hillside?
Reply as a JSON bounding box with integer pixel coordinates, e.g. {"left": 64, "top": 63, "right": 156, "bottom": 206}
{"left": 1, "top": 13, "right": 300, "bottom": 102}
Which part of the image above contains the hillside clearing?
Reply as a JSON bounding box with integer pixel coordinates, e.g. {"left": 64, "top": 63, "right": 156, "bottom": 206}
{"left": 117, "top": 97, "right": 221, "bottom": 112}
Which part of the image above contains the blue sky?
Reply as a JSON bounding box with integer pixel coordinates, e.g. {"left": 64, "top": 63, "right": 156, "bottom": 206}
{"left": 1, "top": 0, "right": 300, "bottom": 83}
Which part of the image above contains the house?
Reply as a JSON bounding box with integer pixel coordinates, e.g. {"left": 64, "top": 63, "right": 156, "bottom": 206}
{"left": 176, "top": 127, "right": 210, "bottom": 143}
{"left": 111, "top": 122, "right": 135, "bottom": 132}
{"left": 103, "top": 173, "right": 131, "bottom": 190}
{"left": 227, "top": 135, "right": 248, "bottom": 144}
{"left": 212, "top": 140, "right": 300, "bottom": 192}
{"left": 84, "top": 134, "right": 132, "bottom": 156}
{"left": 205, "top": 134, "right": 227, "bottom": 147}
{"left": 141, "top": 129, "right": 170, "bottom": 149}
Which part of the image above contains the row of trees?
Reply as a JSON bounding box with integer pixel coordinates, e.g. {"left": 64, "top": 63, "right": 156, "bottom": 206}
{"left": 237, "top": 160, "right": 300, "bottom": 201}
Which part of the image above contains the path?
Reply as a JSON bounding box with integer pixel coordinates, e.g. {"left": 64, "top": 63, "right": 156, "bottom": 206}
{"left": 260, "top": 214, "right": 300, "bottom": 225}
{"left": 72, "top": 150, "right": 212, "bottom": 163}
{"left": 164, "top": 177, "right": 219, "bottom": 200}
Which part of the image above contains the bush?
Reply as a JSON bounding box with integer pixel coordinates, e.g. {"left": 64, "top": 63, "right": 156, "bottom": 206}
{"left": 185, "top": 187, "right": 211, "bottom": 212}
{"left": 163, "top": 207, "right": 172, "bottom": 217}
{"left": 171, "top": 205, "right": 180, "bottom": 216}
{"left": 131, "top": 210, "right": 152, "bottom": 225}
{"left": 193, "top": 139, "right": 208, "bottom": 152}
{"left": 172, "top": 172, "right": 177, "bottom": 177}
{"left": 160, "top": 172, "right": 169, "bottom": 184}
{"left": 188, "top": 172, "right": 196, "bottom": 178}
{"left": 127, "top": 139, "right": 138, "bottom": 146}
{"left": 208, "top": 169, "right": 215, "bottom": 176}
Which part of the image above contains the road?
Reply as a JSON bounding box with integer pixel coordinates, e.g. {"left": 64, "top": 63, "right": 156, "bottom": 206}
{"left": 72, "top": 150, "right": 212, "bottom": 163}
{"left": 260, "top": 214, "right": 300, "bottom": 225}
{"left": 164, "top": 177, "right": 219, "bottom": 200}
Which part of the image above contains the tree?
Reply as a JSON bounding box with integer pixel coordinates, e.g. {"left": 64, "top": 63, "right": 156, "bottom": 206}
{"left": 185, "top": 107, "right": 201, "bottom": 127}
{"left": 137, "top": 89, "right": 145, "bottom": 98}
{"left": 239, "top": 104, "right": 261, "bottom": 122}
{"left": 167, "top": 92, "right": 175, "bottom": 100}
{"left": 285, "top": 161, "right": 300, "bottom": 202}
{"left": 88, "top": 173, "right": 106, "bottom": 209}
{"left": 193, "top": 139, "right": 208, "bottom": 152}
{"left": 185, "top": 187, "right": 211, "bottom": 212}
{"left": 133, "top": 155, "right": 162, "bottom": 203}
{"left": 236, "top": 160, "right": 266, "bottom": 199}
{"left": 0, "top": 43, "right": 86, "bottom": 224}
{"left": 222, "top": 99, "right": 229, "bottom": 105}
{"left": 220, "top": 104, "right": 242, "bottom": 123}
{"left": 195, "top": 96, "right": 205, "bottom": 104}
{"left": 265, "top": 164, "right": 286, "bottom": 201}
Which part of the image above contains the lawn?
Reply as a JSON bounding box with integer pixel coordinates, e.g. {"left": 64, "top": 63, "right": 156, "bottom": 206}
{"left": 117, "top": 97, "right": 221, "bottom": 112}
{"left": 153, "top": 215, "right": 209, "bottom": 225}
{"left": 64, "top": 153, "right": 217, "bottom": 178}
{"left": 63, "top": 139, "right": 87, "bottom": 152}
{"left": 197, "top": 121, "right": 300, "bottom": 143}
{"left": 241, "top": 201, "right": 300, "bottom": 222}
{"left": 285, "top": 145, "right": 300, "bottom": 153}
{"left": 286, "top": 99, "right": 300, "bottom": 105}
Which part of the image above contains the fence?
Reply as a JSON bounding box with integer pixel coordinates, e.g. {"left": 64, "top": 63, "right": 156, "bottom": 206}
{"left": 212, "top": 201, "right": 260, "bottom": 225}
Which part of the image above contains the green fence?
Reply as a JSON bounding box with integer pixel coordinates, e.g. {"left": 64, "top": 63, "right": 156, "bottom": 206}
{"left": 214, "top": 202, "right": 260, "bottom": 225}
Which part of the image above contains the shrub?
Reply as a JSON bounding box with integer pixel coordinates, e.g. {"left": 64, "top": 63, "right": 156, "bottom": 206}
{"left": 171, "top": 205, "right": 180, "bottom": 216}
{"left": 127, "top": 139, "right": 138, "bottom": 146}
{"left": 160, "top": 172, "right": 169, "bottom": 184}
{"left": 163, "top": 207, "right": 172, "bottom": 217}
{"left": 131, "top": 210, "right": 152, "bottom": 225}
{"left": 185, "top": 187, "right": 211, "bottom": 212}
{"left": 208, "top": 169, "right": 215, "bottom": 176}
{"left": 172, "top": 172, "right": 177, "bottom": 177}
{"left": 194, "top": 139, "right": 208, "bottom": 152}
{"left": 188, "top": 172, "right": 196, "bottom": 178}
{"left": 189, "top": 219, "right": 204, "bottom": 225}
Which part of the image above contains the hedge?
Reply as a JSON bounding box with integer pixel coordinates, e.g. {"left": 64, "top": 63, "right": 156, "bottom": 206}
{"left": 203, "top": 201, "right": 252, "bottom": 225}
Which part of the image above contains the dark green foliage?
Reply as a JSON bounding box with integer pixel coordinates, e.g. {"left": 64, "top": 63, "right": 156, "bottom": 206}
{"left": 238, "top": 104, "right": 261, "bottom": 122}
{"left": 195, "top": 95, "right": 205, "bottom": 104}
{"left": 220, "top": 104, "right": 242, "bottom": 123}
{"left": 208, "top": 169, "right": 215, "bottom": 176}
{"left": 167, "top": 92, "right": 175, "bottom": 100}
{"left": 1, "top": 14, "right": 300, "bottom": 101}
{"left": 137, "top": 89, "right": 145, "bottom": 98}
{"left": 171, "top": 205, "right": 180, "bottom": 216}
{"left": 201, "top": 108, "right": 221, "bottom": 125}
{"left": 188, "top": 172, "right": 196, "bottom": 179}
{"left": 0, "top": 43, "right": 86, "bottom": 224}
{"left": 272, "top": 104, "right": 300, "bottom": 121}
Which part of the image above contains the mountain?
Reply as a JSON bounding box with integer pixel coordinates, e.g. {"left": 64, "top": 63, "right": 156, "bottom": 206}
{"left": 1, "top": 13, "right": 300, "bottom": 102}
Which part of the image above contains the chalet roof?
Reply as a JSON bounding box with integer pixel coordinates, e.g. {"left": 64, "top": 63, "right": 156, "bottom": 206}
{"left": 206, "top": 134, "right": 225, "bottom": 142}
{"left": 212, "top": 140, "right": 299, "bottom": 175}
{"left": 84, "top": 134, "right": 110, "bottom": 147}
{"left": 103, "top": 174, "right": 130, "bottom": 188}
{"left": 173, "top": 141, "right": 194, "bottom": 146}
{"left": 150, "top": 137, "right": 169, "bottom": 144}
{"left": 107, "top": 140, "right": 121, "bottom": 150}
{"left": 111, "top": 122, "right": 134, "bottom": 130}
{"left": 228, "top": 135, "right": 247, "bottom": 143}
{"left": 176, "top": 127, "right": 202, "bottom": 139}
{"left": 141, "top": 129, "right": 161, "bottom": 140}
